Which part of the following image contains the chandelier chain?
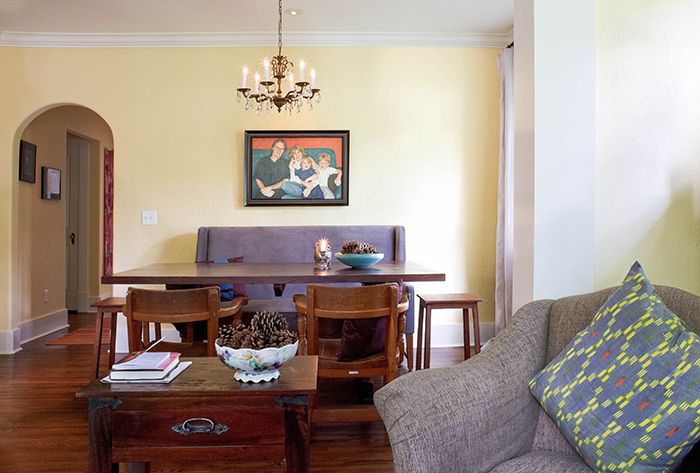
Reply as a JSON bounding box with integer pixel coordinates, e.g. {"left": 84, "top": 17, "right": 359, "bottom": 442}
{"left": 277, "top": 0, "right": 283, "bottom": 57}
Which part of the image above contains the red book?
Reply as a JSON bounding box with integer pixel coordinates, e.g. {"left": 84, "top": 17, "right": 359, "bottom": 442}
{"left": 109, "top": 352, "right": 180, "bottom": 380}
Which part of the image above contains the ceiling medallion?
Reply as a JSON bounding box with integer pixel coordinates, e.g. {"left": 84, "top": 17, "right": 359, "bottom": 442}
{"left": 237, "top": 0, "right": 320, "bottom": 114}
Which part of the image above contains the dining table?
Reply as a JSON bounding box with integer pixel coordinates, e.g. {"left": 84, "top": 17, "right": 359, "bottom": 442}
{"left": 101, "top": 260, "right": 445, "bottom": 367}
{"left": 102, "top": 261, "right": 445, "bottom": 294}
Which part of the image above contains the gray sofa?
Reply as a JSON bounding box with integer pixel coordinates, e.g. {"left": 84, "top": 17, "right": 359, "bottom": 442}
{"left": 374, "top": 285, "right": 700, "bottom": 473}
{"left": 195, "top": 225, "right": 416, "bottom": 361}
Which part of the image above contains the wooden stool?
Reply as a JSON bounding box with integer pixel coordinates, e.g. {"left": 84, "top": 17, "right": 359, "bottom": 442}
{"left": 415, "top": 293, "right": 483, "bottom": 370}
{"left": 90, "top": 297, "right": 125, "bottom": 379}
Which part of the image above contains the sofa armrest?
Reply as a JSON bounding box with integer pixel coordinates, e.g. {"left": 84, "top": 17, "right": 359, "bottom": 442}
{"left": 374, "top": 299, "right": 553, "bottom": 473}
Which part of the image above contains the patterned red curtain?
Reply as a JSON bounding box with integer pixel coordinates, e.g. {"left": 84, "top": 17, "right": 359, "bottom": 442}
{"left": 104, "top": 148, "right": 114, "bottom": 276}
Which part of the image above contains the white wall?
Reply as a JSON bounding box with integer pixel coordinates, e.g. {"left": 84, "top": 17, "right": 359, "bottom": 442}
{"left": 513, "top": 0, "right": 597, "bottom": 311}
{"left": 595, "top": 0, "right": 700, "bottom": 292}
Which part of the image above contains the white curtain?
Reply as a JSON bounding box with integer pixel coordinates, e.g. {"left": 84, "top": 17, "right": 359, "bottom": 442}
{"left": 495, "top": 46, "right": 514, "bottom": 334}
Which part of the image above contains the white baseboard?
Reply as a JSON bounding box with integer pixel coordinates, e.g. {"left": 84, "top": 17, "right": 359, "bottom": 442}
{"left": 0, "top": 309, "right": 69, "bottom": 354}
{"left": 78, "top": 291, "right": 90, "bottom": 313}
{"left": 408, "top": 322, "right": 495, "bottom": 348}
{"left": 20, "top": 309, "right": 69, "bottom": 344}
{"left": 0, "top": 329, "right": 22, "bottom": 354}
{"left": 87, "top": 296, "right": 103, "bottom": 312}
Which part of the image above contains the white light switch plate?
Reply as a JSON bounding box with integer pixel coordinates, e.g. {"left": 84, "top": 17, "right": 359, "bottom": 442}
{"left": 142, "top": 210, "right": 157, "bottom": 226}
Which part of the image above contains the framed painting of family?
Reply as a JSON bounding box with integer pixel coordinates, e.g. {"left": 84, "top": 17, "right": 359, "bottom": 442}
{"left": 244, "top": 130, "right": 349, "bottom": 206}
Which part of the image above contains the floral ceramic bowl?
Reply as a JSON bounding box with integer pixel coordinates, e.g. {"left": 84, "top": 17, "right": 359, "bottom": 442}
{"left": 334, "top": 252, "right": 384, "bottom": 268}
{"left": 215, "top": 340, "right": 299, "bottom": 383}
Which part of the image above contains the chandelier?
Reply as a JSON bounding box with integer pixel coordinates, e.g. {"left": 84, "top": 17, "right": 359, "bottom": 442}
{"left": 237, "top": 0, "right": 321, "bottom": 114}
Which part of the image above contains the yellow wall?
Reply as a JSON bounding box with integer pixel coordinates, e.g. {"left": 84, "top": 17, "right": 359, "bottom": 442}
{"left": 0, "top": 45, "right": 501, "bottom": 335}
{"left": 595, "top": 0, "right": 700, "bottom": 292}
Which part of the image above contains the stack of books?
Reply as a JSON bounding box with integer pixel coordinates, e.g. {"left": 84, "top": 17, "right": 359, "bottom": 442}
{"left": 109, "top": 350, "right": 181, "bottom": 381}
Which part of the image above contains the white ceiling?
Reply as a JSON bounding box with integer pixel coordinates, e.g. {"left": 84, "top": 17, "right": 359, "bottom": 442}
{"left": 0, "top": 0, "right": 514, "bottom": 47}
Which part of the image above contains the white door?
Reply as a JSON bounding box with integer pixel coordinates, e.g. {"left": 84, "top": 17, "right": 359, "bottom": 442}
{"left": 66, "top": 135, "right": 91, "bottom": 311}
{"left": 65, "top": 141, "right": 81, "bottom": 311}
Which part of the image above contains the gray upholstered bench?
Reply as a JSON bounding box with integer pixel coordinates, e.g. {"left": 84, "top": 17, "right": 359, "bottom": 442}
{"left": 195, "top": 225, "right": 417, "bottom": 368}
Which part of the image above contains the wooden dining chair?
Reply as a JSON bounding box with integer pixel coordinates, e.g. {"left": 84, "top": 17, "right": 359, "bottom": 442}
{"left": 124, "top": 286, "right": 245, "bottom": 357}
{"left": 294, "top": 283, "right": 403, "bottom": 423}
{"left": 294, "top": 286, "right": 409, "bottom": 362}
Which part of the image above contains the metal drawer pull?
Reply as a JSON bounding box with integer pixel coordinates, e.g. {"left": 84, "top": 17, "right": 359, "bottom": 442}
{"left": 172, "top": 417, "right": 229, "bottom": 435}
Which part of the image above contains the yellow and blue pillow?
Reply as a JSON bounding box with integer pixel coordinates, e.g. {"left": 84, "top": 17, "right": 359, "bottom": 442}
{"left": 529, "top": 262, "right": 700, "bottom": 472}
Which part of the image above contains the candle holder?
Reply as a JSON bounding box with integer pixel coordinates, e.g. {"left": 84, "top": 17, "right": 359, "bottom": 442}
{"left": 314, "top": 239, "right": 331, "bottom": 271}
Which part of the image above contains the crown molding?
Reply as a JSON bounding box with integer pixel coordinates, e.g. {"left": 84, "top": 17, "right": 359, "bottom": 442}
{"left": 0, "top": 30, "right": 512, "bottom": 48}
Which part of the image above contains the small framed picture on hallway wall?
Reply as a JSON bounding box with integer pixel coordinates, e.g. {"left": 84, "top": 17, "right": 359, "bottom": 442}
{"left": 244, "top": 130, "right": 349, "bottom": 207}
{"left": 19, "top": 140, "right": 36, "bottom": 183}
{"left": 41, "top": 166, "right": 61, "bottom": 201}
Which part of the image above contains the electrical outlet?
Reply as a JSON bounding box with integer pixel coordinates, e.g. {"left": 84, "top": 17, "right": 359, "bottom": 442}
{"left": 142, "top": 210, "right": 157, "bottom": 226}
{"left": 44, "top": 289, "right": 48, "bottom": 302}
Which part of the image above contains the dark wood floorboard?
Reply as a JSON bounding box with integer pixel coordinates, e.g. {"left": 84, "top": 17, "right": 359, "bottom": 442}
{"left": 0, "top": 313, "right": 469, "bottom": 473}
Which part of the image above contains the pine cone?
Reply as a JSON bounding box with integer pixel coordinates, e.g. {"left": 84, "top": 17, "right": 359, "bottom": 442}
{"left": 220, "top": 313, "right": 296, "bottom": 350}
{"left": 341, "top": 240, "right": 377, "bottom": 254}
{"left": 251, "top": 311, "right": 288, "bottom": 345}
{"left": 229, "top": 324, "right": 252, "bottom": 349}
{"left": 218, "top": 324, "right": 236, "bottom": 348}
{"left": 248, "top": 332, "right": 267, "bottom": 350}
{"left": 269, "top": 329, "right": 299, "bottom": 348}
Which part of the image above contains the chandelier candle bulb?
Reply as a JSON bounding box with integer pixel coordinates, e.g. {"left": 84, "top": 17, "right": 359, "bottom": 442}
{"left": 264, "top": 59, "right": 270, "bottom": 81}
{"left": 310, "top": 69, "right": 316, "bottom": 88}
{"left": 254, "top": 73, "right": 260, "bottom": 94}
{"left": 242, "top": 67, "right": 248, "bottom": 88}
{"left": 299, "top": 60, "right": 305, "bottom": 82}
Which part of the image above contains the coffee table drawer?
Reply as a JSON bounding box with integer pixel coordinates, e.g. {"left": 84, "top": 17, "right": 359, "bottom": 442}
{"left": 112, "top": 407, "right": 285, "bottom": 449}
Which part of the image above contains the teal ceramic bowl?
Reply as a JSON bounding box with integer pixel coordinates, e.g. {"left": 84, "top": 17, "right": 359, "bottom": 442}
{"left": 334, "top": 252, "right": 384, "bottom": 268}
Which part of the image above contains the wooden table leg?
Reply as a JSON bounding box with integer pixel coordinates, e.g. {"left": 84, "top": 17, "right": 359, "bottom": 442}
{"left": 424, "top": 306, "right": 432, "bottom": 369}
{"left": 87, "top": 398, "right": 119, "bottom": 473}
{"left": 462, "top": 307, "right": 471, "bottom": 360}
{"left": 416, "top": 302, "right": 425, "bottom": 370}
{"left": 281, "top": 396, "right": 310, "bottom": 473}
{"left": 108, "top": 312, "right": 118, "bottom": 369}
{"left": 396, "top": 312, "right": 406, "bottom": 366}
{"left": 92, "top": 310, "right": 106, "bottom": 380}
{"left": 297, "top": 314, "right": 307, "bottom": 355}
{"left": 406, "top": 331, "right": 414, "bottom": 371}
{"left": 472, "top": 303, "right": 481, "bottom": 354}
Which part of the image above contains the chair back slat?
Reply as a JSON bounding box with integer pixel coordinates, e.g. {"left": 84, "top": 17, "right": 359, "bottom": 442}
{"left": 313, "top": 307, "right": 391, "bottom": 320}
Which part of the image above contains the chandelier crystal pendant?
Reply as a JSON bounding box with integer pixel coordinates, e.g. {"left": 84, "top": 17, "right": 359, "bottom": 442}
{"left": 237, "top": 0, "right": 321, "bottom": 115}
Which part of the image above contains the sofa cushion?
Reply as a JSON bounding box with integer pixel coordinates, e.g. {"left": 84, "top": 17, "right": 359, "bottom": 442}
{"left": 529, "top": 262, "right": 700, "bottom": 473}
{"left": 490, "top": 451, "right": 593, "bottom": 473}
{"left": 337, "top": 317, "right": 387, "bottom": 361}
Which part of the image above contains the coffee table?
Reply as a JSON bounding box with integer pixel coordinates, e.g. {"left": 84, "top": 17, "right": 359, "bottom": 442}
{"left": 76, "top": 356, "right": 318, "bottom": 473}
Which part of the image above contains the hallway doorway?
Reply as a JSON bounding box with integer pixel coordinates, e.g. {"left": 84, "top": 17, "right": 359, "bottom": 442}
{"left": 65, "top": 134, "right": 90, "bottom": 312}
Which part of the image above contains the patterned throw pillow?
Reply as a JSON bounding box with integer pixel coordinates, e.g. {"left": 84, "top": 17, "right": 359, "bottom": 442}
{"left": 529, "top": 262, "right": 700, "bottom": 473}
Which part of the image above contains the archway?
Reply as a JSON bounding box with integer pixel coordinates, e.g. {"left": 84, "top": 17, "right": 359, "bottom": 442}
{"left": 12, "top": 104, "right": 114, "bottom": 350}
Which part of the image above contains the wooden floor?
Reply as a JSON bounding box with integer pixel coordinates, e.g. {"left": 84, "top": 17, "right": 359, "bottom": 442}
{"left": 0, "top": 313, "right": 468, "bottom": 473}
